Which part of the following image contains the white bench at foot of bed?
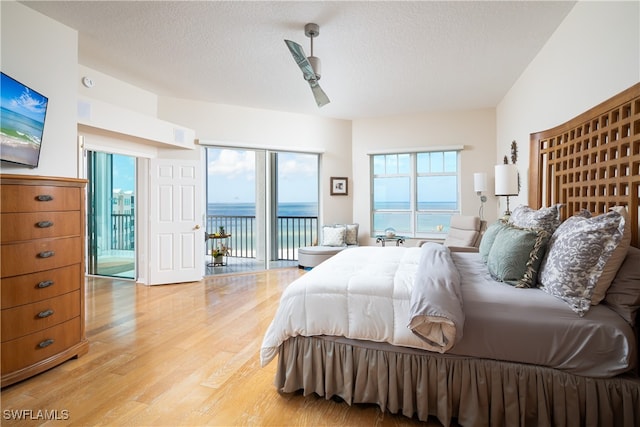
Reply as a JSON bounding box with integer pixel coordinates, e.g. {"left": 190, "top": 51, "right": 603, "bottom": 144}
{"left": 298, "top": 246, "right": 354, "bottom": 268}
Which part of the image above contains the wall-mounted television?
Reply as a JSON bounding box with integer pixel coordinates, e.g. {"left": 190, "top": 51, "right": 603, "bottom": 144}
{"left": 1, "top": 72, "right": 49, "bottom": 168}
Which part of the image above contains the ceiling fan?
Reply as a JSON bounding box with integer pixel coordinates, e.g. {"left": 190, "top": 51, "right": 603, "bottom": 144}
{"left": 284, "top": 23, "right": 330, "bottom": 108}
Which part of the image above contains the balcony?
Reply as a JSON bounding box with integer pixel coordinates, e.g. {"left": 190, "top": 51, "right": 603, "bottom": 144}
{"left": 103, "top": 213, "right": 316, "bottom": 276}
{"left": 205, "top": 214, "right": 318, "bottom": 262}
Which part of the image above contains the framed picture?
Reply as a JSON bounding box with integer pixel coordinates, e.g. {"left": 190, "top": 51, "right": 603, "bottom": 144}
{"left": 330, "top": 177, "right": 348, "bottom": 195}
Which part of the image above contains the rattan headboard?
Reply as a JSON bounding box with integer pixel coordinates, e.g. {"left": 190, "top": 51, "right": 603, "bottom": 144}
{"left": 529, "top": 83, "right": 640, "bottom": 248}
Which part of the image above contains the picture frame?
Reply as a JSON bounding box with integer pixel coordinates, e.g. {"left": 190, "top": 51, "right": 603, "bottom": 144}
{"left": 330, "top": 177, "right": 348, "bottom": 196}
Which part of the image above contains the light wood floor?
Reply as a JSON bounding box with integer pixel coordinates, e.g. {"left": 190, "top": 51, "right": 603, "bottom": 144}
{"left": 1, "top": 269, "right": 448, "bottom": 426}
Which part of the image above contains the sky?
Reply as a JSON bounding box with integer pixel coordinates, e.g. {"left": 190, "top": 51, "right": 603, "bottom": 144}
{"left": 0, "top": 73, "right": 48, "bottom": 123}
{"left": 112, "top": 154, "right": 135, "bottom": 192}
{"left": 206, "top": 148, "right": 318, "bottom": 204}
{"left": 108, "top": 149, "right": 319, "bottom": 205}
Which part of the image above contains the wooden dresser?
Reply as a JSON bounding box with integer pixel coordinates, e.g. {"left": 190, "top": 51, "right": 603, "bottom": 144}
{"left": 1, "top": 174, "right": 88, "bottom": 387}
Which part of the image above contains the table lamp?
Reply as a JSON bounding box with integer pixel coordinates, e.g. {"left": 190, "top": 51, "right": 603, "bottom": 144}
{"left": 494, "top": 164, "right": 518, "bottom": 217}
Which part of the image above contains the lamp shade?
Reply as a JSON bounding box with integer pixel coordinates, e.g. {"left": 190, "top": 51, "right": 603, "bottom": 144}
{"left": 473, "top": 172, "right": 487, "bottom": 193}
{"left": 494, "top": 164, "right": 519, "bottom": 196}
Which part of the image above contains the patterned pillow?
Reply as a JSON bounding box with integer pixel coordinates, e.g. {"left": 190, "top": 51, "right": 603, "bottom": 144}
{"left": 337, "top": 223, "right": 359, "bottom": 245}
{"left": 322, "top": 225, "right": 346, "bottom": 246}
{"left": 509, "top": 204, "right": 563, "bottom": 234}
{"left": 486, "top": 224, "right": 550, "bottom": 288}
{"left": 538, "top": 210, "right": 625, "bottom": 316}
{"left": 478, "top": 220, "right": 508, "bottom": 263}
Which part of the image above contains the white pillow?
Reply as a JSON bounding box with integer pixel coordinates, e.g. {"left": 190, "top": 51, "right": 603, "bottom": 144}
{"left": 322, "top": 225, "right": 346, "bottom": 247}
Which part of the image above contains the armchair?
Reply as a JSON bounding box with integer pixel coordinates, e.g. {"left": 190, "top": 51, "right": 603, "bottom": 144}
{"left": 419, "top": 215, "right": 485, "bottom": 252}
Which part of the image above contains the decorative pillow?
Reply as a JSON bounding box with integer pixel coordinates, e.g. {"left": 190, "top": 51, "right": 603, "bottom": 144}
{"left": 603, "top": 246, "right": 640, "bottom": 326}
{"left": 478, "top": 220, "right": 508, "bottom": 263}
{"left": 486, "top": 224, "right": 550, "bottom": 288}
{"left": 509, "top": 204, "right": 563, "bottom": 235}
{"left": 322, "top": 225, "right": 346, "bottom": 247}
{"left": 590, "top": 206, "right": 630, "bottom": 305}
{"left": 338, "top": 223, "right": 359, "bottom": 246}
{"left": 538, "top": 210, "right": 625, "bottom": 316}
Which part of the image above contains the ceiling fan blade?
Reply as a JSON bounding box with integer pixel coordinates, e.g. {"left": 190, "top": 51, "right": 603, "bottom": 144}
{"left": 284, "top": 40, "right": 316, "bottom": 81}
{"left": 309, "top": 80, "right": 330, "bottom": 107}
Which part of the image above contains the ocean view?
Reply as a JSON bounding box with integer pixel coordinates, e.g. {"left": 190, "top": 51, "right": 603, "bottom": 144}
{"left": 206, "top": 202, "right": 319, "bottom": 258}
{"left": 209, "top": 201, "right": 456, "bottom": 217}
{"left": 208, "top": 202, "right": 318, "bottom": 217}
{"left": 373, "top": 201, "right": 458, "bottom": 210}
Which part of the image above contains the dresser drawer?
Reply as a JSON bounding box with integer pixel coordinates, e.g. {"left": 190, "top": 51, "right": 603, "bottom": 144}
{"left": 0, "top": 185, "right": 80, "bottom": 213}
{"left": 1, "top": 211, "right": 82, "bottom": 243}
{"left": 0, "top": 237, "right": 82, "bottom": 278}
{"left": 1, "top": 319, "right": 80, "bottom": 375}
{"left": 1, "top": 290, "right": 80, "bottom": 342}
{"left": 1, "top": 264, "right": 81, "bottom": 309}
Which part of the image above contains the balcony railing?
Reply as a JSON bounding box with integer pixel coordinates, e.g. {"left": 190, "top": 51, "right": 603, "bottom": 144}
{"left": 108, "top": 213, "right": 317, "bottom": 262}
{"left": 277, "top": 216, "right": 318, "bottom": 261}
{"left": 111, "top": 214, "right": 135, "bottom": 250}
{"left": 206, "top": 215, "right": 318, "bottom": 261}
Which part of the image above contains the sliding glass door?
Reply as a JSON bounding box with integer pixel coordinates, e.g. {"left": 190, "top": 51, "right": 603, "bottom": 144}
{"left": 205, "top": 148, "right": 264, "bottom": 272}
{"left": 87, "top": 151, "right": 136, "bottom": 278}
{"left": 205, "top": 147, "right": 318, "bottom": 274}
{"left": 271, "top": 151, "right": 319, "bottom": 266}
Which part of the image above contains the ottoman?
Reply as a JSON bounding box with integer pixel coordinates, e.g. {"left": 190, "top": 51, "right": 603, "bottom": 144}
{"left": 298, "top": 246, "right": 348, "bottom": 268}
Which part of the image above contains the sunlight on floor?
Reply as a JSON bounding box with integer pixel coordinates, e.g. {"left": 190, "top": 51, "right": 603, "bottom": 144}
{"left": 205, "top": 256, "right": 298, "bottom": 275}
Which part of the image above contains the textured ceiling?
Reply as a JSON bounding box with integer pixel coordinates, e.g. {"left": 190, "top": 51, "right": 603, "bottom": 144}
{"left": 21, "top": 1, "right": 575, "bottom": 120}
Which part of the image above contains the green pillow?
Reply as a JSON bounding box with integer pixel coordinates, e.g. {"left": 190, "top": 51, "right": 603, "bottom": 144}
{"left": 478, "top": 220, "right": 508, "bottom": 263}
{"left": 486, "top": 224, "right": 550, "bottom": 288}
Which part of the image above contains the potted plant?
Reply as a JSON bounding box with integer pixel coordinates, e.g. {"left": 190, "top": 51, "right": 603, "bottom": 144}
{"left": 212, "top": 243, "right": 230, "bottom": 264}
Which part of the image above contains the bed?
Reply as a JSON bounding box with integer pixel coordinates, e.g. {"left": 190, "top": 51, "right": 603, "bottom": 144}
{"left": 261, "top": 83, "right": 640, "bottom": 427}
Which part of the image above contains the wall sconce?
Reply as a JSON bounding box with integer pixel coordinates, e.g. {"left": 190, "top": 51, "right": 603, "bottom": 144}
{"left": 473, "top": 172, "right": 487, "bottom": 219}
{"left": 494, "top": 164, "right": 519, "bottom": 217}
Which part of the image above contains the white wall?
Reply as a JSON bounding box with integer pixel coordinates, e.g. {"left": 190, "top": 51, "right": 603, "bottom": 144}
{"left": 352, "top": 108, "right": 497, "bottom": 245}
{"left": 78, "top": 65, "right": 158, "bottom": 117}
{"left": 0, "top": 1, "right": 78, "bottom": 178}
{"left": 497, "top": 1, "right": 640, "bottom": 212}
{"left": 157, "top": 97, "right": 353, "bottom": 225}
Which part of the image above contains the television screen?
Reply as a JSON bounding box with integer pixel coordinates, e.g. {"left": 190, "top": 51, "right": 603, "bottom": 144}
{"left": 1, "top": 72, "right": 49, "bottom": 168}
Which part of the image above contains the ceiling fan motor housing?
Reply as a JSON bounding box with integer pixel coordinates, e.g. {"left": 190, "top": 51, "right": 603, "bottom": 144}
{"left": 308, "top": 56, "right": 321, "bottom": 80}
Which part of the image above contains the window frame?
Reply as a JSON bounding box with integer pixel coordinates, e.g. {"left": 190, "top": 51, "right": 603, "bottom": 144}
{"left": 370, "top": 149, "right": 461, "bottom": 239}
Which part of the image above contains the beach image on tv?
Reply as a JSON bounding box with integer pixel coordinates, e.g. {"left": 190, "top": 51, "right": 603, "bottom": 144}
{"left": 1, "top": 73, "right": 48, "bottom": 167}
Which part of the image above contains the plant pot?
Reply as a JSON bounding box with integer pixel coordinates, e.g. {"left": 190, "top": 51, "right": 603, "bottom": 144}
{"left": 213, "top": 255, "right": 224, "bottom": 264}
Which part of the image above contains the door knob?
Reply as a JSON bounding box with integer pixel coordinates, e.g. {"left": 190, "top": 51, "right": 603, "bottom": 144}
{"left": 194, "top": 225, "right": 201, "bottom": 230}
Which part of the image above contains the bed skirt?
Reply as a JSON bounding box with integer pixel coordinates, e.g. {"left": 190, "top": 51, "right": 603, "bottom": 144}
{"left": 275, "top": 336, "right": 640, "bottom": 427}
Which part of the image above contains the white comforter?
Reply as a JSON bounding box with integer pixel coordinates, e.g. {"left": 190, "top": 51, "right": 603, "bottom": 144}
{"left": 260, "top": 245, "right": 462, "bottom": 366}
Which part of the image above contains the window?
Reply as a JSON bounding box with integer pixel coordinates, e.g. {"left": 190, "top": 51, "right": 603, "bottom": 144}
{"left": 371, "top": 150, "right": 460, "bottom": 237}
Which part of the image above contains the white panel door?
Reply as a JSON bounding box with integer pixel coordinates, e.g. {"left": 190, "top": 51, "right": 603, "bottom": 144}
{"left": 148, "top": 159, "right": 203, "bottom": 285}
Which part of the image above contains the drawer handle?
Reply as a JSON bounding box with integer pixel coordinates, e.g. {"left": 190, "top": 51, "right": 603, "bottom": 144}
{"left": 37, "top": 280, "right": 55, "bottom": 289}
{"left": 38, "top": 251, "right": 55, "bottom": 258}
{"left": 38, "top": 339, "right": 55, "bottom": 348}
{"left": 36, "top": 195, "right": 54, "bottom": 202}
{"left": 37, "top": 221, "right": 54, "bottom": 228}
{"left": 37, "top": 309, "right": 54, "bottom": 318}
